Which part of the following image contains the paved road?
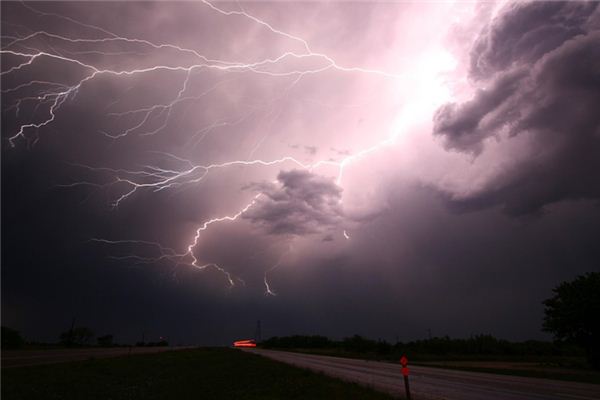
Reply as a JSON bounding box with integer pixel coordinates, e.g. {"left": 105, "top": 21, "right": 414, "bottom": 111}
{"left": 248, "top": 349, "right": 600, "bottom": 400}
{"left": 2, "top": 347, "right": 189, "bottom": 368}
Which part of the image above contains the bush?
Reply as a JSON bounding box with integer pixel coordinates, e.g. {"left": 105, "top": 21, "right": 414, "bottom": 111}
{"left": 60, "top": 327, "right": 94, "bottom": 347}
{"left": 2, "top": 326, "right": 25, "bottom": 349}
{"left": 97, "top": 334, "right": 114, "bottom": 347}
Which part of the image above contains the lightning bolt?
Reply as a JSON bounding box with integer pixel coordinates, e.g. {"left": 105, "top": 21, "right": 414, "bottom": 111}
{"left": 263, "top": 244, "right": 294, "bottom": 297}
{"left": 3, "top": 1, "right": 415, "bottom": 291}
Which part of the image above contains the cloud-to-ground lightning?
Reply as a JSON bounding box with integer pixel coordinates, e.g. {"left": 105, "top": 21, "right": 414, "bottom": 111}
{"left": 2, "top": 1, "right": 451, "bottom": 292}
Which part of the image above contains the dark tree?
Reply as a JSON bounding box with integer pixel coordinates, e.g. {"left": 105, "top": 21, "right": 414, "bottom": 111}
{"left": 97, "top": 334, "right": 114, "bottom": 347}
{"left": 73, "top": 327, "right": 94, "bottom": 345}
{"left": 543, "top": 272, "right": 600, "bottom": 369}
{"left": 60, "top": 327, "right": 94, "bottom": 346}
{"left": 2, "top": 326, "right": 25, "bottom": 349}
{"left": 59, "top": 330, "right": 74, "bottom": 347}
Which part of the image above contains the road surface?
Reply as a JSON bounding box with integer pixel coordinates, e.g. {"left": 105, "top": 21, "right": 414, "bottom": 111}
{"left": 248, "top": 349, "right": 600, "bottom": 400}
{"left": 2, "top": 347, "right": 188, "bottom": 368}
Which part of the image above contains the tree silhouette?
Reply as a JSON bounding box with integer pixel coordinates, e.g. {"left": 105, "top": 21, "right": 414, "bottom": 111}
{"left": 97, "top": 334, "right": 114, "bottom": 347}
{"left": 60, "top": 327, "right": 94, "bottom": 347}
{"left": 543, "top": 272, "right": 600, "bottom": 369}
{"left": 2, "top": 326, "right": 25, "bottom": 349}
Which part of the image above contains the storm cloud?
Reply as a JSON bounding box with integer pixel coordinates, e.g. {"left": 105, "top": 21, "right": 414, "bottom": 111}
{"left": 2, "top": 1, "right": 599, "bottom": 346}
{"left": 244, "top": 170, "right": 343, "bottom": 235}
{"left": 434, "top": 1, "right": 600, "bottom": 214}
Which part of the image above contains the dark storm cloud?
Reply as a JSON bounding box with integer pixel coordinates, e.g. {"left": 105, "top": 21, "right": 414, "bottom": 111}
{"left": 469, "top": 1, "right": 598, "bottom": 80}
{"left": 434, "top": 1, "right": 600, "bottom": 214}
{"left": 244, "top": 170, "right": 343, "bottom": 235}
{"left": 433, "top": 68, "right": 527, "bottom": 154}
{"left": 3, "top": 0, "right": 599, "bottom": 348}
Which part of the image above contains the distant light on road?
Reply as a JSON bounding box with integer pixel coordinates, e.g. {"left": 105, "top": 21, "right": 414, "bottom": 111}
{"left": 233, "top": 339, "right": 256, "bottom": 348}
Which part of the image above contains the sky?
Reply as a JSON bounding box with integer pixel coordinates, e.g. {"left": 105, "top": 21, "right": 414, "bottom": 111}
{"left": 2, "top": 1, "right": 599, "bottom": 346}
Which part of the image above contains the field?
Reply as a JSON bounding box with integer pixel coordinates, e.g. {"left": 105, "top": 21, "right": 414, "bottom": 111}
{"left": 1, "top": 348, "right": 394, "bottom": 400}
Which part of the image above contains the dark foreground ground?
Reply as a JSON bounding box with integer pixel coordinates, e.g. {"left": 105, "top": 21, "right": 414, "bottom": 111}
{"left": 1, "top": 348, "right": 394, "bottom": 400}
{"left": 2, "top": 346, "right": 184, "bottom": 368}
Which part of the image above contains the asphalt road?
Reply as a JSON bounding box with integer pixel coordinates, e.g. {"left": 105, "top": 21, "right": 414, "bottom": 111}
{"left": 2, "top": 347, "right": 187, "bottom": 368}
{"left": 248, "top": 349, "right": 600, "bottom": 400}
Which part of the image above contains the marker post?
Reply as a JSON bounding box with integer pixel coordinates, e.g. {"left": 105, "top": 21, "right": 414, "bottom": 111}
{"left": 400, "top": 355, "right": 411, "bottom": 400}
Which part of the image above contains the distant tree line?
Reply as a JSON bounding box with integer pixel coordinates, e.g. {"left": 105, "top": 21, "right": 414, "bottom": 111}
{"left": 0, "top": 325, "right": 170, "bottom": 349}
{"left": 60, "top": 327, "right": 95, "bottom": 346}
{"left": 135, "top": 340, "right": 169, "bottom": 347}
{"left": 261, "top": 334, "right": 583, "bottom": 358}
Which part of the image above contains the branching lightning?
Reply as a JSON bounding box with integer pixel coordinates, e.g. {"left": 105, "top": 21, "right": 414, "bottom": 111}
{"left": 2, "top": 1, "right": 418, "bottom": 292}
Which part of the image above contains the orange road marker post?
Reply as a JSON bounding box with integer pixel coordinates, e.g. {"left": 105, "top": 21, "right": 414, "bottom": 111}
{"left": 400, "top": 355, "right": 411, "bottom": 400}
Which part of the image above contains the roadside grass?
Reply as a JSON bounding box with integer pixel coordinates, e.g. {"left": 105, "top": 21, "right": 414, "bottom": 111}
{"left": 1, "top": 347, "right": 395, "bottom": 400}
{"left": 411, "top": 362, "right": 600, "bottom": 385}
{"left": 270, "top": 348, "right": 600, "bottom": 385}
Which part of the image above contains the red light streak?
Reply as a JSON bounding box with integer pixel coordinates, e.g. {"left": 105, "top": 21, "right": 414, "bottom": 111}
{"left": 233, "top": 339, "right": 257, "bottom": 348}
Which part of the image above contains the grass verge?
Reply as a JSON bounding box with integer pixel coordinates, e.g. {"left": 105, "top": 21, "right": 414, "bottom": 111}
{"left": 411, "top": 362, "right": 600, "bottom": 385}
{"left": 2, "top": 347, "right": 395, "bottom": 400}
